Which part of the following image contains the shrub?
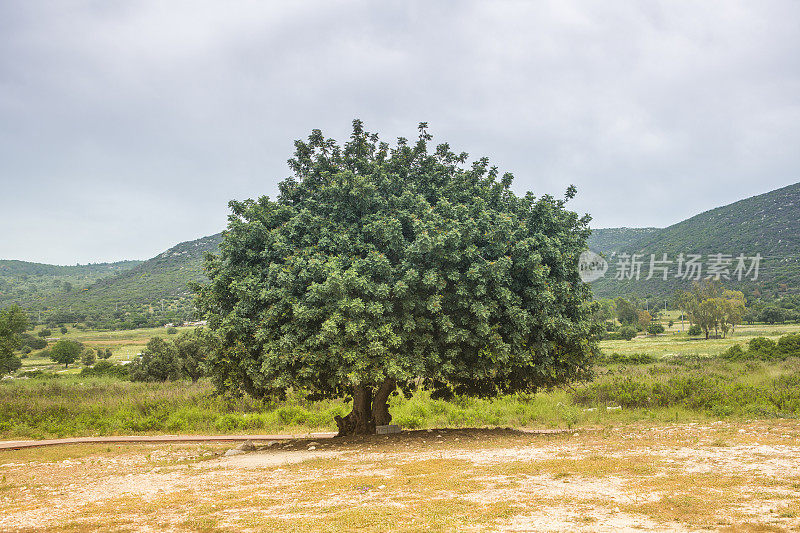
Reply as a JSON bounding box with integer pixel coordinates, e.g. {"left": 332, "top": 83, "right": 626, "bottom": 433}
{"left": 60, "top": 327, "right": 68, "bottom": 334}
{"left": 79, "top": 361, "right": 129, "bottom": 379}
{"left": 20, "top": 334, "right": 47, "bottom": 351}
{"left": 777, "top": 333, "right": 800, "bottom": 357}
{"left": 129, "top": 337, "right": 181, "bottom": 382}
{"left": 749, "top": 337, "right": 776, "bottom": 352}
{"left": 688, "top": 324, "right": 702, "bottom": 336}
{"left": 38, "top": 329, "right": 52, "bottom": 338}
{"left": 81, "top": 348, "right": 96, "bottom": 366}
{"left": 647, "top": 324, "right": 665, "bottom": 335}
{"left": 618, "top": 326, "right": 638, "bottom": 340}
{"left": 721, "top": 344, "right": 746, "bottom": 360}
{"left": 166, "top": 327, "right": 178, "bottom": 335}
{"left": 598, "top": 352, "right": 656, "bottom": 365}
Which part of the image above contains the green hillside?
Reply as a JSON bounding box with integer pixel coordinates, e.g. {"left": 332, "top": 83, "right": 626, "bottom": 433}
{"left": 589, "top": 182, "right": 800, "bottom": 300}
{"left": 13, "top": 234, "right": 222, "bottom": 328}
{"left": 0, "top": 260, "right": 141, "bottom": 309}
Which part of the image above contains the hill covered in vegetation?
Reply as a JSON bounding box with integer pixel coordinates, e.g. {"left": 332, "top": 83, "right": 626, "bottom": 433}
{"left": 8, "top": 234, "right": 222, "bottom": 329}
{"left": 589, "top": 182, "right": 800, "bottom": 301}
{"left": 0, "top": 260, "right": 141, "bottom": 310}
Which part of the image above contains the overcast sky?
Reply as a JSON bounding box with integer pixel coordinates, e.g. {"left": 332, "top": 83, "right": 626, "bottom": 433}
{"left": 1, "top": 1, "right": 798, "bottom": 265}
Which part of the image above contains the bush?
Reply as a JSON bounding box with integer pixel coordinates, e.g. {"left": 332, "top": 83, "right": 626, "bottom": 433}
{"left": 688, "top": 324, "right": 702, "bottom": 336}
{"left": 749, "top": 337, "right": 776, "bottom": 352}
{"left": 617, "top": 326, "right": 638, "bottom": 340}
{"left": 166, "top": 327, "right": 178, "bottom": 335}
{"left": 647, "top": 324, "right": 665, "bottom": 335}
{"left": 720, "top": 334, "right": 800, "bottom": 362}
{"left": 130, "top": 337, "right": 181, "bottom": 382}
{"left": 777, "top": 333, "right": 800, "bottom": 357}
{"left": 721, "top": 344, "right": 746, "bottom": 360}
{"left": 598, "top": 352, "right": 656, "bottom": 365}
{"left": 60, "top": 327, "right": 68, "bottom": 335}
{"left": 20, "top": 334, "right": 47, "bottom": 351}
{"left": 81, "top": 348, "right": 96, "bottom": 367}
{"left": 79, "top": 361, "right": 129, "bottom": 379}
{"left": 38, "top": 329, "right": 52, "bottom": 338}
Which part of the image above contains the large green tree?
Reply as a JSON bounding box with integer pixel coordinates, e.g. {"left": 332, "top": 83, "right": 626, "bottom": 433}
{"left": 0, "top": 305, "right": 28, "bottom": 376}
{"left": 196, "top": 121, "right": 599, "bottom": 435}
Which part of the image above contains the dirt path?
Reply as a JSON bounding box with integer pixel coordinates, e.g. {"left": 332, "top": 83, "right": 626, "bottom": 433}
{"left": 2, "top": 423, "right": 800, "bottom": 532}
{"left": 0, "top": 433, "right": 337, "bottom": 450}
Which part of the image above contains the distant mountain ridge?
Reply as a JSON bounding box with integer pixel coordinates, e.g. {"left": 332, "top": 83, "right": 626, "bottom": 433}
{"left": 588, "top": 182, "right": 800, "bottom": 300}
{"left": 0, "top": 234, "right": 222, "bottom": 326}
{"left": 588, "top": 228, "right": 659, "bottom": 253}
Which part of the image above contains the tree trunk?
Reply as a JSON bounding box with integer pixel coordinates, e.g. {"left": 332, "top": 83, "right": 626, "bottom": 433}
{"left": 334, "top": 379, "right": 397, "bottom": 436}
{"left": 372, "top": 378, "right": 396, "bottom": 427}
{"left": 335, "top": 385, "right": 373, "bottom": 436}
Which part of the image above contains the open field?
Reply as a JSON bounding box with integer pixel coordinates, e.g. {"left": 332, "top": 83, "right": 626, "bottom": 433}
{"left": 19, "top": 325, "right": 196, "bottom": 373}
{"left": 3, "top": 423, "right": 800, "bottom": 532}
{"left": 602, "top": 320, "right": 800, "bottom": 359}
{"left": 3, "top": 322, "right": 800, "bottom": 439}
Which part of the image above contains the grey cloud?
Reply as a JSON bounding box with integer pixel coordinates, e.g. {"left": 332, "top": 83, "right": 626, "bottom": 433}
{"left": 1, "top": 1, "right": 798, "bottom": 263}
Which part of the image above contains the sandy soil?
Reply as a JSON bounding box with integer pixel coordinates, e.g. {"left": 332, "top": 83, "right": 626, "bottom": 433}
{"left": 1, "top": 422, "right": 800, "bottom": 532}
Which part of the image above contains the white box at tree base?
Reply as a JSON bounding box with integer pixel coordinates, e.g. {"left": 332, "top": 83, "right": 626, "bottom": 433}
{"left": 376, "top": 424, "right": 402, "bottom": 435}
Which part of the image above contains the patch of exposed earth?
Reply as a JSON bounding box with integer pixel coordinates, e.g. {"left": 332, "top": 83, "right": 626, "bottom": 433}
{"left": 1, "top": 422, "right": 800, "bottom": 532}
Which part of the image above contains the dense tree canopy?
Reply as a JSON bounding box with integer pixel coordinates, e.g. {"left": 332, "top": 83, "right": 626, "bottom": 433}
{"left": 130, "top": 330, "right": 214, "bottom": 382}
{"left": 196, "top": 121, "right": 599, "bottom": 434}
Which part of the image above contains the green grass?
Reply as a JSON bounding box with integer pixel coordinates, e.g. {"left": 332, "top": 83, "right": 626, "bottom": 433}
{"left": 0, "top": 377, "right": 349, "bottom": 439}
{"left": 599, "top": 322, "right": 800, "bottom": 359}
{"left": 2, "top": 323, "right": 800, "bottom": 440}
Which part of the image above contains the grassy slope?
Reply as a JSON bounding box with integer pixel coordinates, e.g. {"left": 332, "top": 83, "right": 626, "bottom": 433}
{"left": 589, "top": 181, "right": 800, "bottom": 299}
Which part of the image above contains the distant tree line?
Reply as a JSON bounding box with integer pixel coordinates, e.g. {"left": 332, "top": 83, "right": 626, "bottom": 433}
{"left": 592, "top": 296, "right": 663, "bottom": 341}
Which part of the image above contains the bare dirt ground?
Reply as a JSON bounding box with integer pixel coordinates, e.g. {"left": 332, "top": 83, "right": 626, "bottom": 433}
{"left": 2, "top": 422, "right": 800, "bottom": 532}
